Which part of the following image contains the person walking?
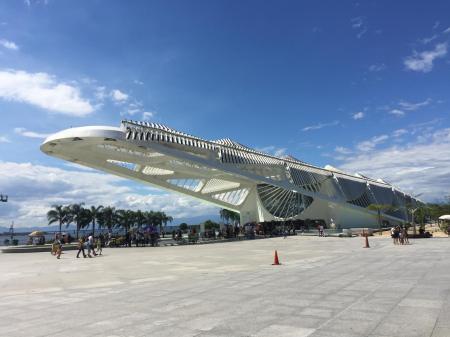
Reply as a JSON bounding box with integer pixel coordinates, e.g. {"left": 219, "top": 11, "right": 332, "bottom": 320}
{"left": 87, "top": 234, "right": 97, "bottom": 257}
{"left": 53, "top": 235, "right": 62, "bottom": 259}
{"left": 96, "top": 236, "right": 102, "bottom": 256}
{"left": 403, "top": 227, "right": 409, "bottom": 244}
{"left": 76, "top": 237, "right": 87, "bottom": 258}
{"left": 318, "top": 224, "right": 324, "bottom": 237}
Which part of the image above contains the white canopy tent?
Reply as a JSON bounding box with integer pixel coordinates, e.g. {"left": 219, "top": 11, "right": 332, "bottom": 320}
{"left": 438, "top": 215, "right": 450, "bottom": 235}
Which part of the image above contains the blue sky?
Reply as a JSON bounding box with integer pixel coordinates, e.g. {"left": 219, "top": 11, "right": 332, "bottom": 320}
{"left": 1, "top": 0, "right": 450, "bottom": 227}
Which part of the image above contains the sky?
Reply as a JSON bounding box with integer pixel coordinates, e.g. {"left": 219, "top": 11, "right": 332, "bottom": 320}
{"left": 0, "top": 0, "right": 450, "bottom": 228}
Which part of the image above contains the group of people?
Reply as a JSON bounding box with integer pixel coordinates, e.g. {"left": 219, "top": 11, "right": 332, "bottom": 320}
{"left": 51, "top": 234, "right": 101, "bottom": 259}
{"left": 127, "top": 231, "right": 160, "bottom": 247}
{"left": 76, "top": 234, "right": 102, "bottom": 258}
{"left": 390, "top": 226, "right": 409, "bottom": 245}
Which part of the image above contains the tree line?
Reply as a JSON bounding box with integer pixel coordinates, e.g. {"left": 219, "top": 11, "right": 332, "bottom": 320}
{"left": 47, "top": 204, "right": 173, "bottom": 238}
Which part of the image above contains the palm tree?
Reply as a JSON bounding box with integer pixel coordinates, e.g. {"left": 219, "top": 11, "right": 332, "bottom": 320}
{"left": 161, "top": 213, "right": 173, "bottom": 237}
{"left": 153, "top": 211, "right": 164, "bottom": 233}
{"left": 98, "top": 206, "right": 116, "bottom": 234}
{"left": 116, "top": 209, "right": 134, "bottom": 236}
{"left": 85, "top": 205, "right": 104, "bottom": 237}
{"left": 161, "top": 212, "right": 173, "bottom": 228}
{"left": 145, "top": 210, "right": 156, "bottom": 228}
{"left": 67, "top": 203, "right": 85, "bottom": 239}
{"left": 407, "top": 203, "right": 427, "bottom": 236}
{"left": 47, "top": 205, "right": 69, "bottom": 235}
{"left": 368, "top": 204, "right": 394, "bottom": 234}
{"left": 134, "top": 210, "right": 146, "bottom": 229}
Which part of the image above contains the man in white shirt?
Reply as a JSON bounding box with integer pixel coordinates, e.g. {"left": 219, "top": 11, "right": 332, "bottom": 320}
{"left": 87, "top": 234, "right": 97, "bottom": 257}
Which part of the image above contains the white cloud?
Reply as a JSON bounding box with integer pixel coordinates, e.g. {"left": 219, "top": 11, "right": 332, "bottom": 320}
{"left": 335, "top": 146, "right": 352, "bottom": 155}
{"left": 124, "top": 108, "right": 140, "bottom": 115}
{"left": 356, "top": 134, "right": 389, "bottom": 152}
{"left": 0, "top": 69, "right": 95, "bottom": 116}
{"left": 389, "top": 109, "right": 405, "bottom": 117}
{"left": 398, "top": 98, "right": 431, "bottom": 111}
{"left": 142, "top": 111, "right": 155, "bottom": 120}
{"left": 357, "top": 28, "right": 367, "bottom": 39}
{"left": 404, "top": 43, "right": 447, "bottom": 73}
{"left": 24, "top": 0, "right": 48, "bottom": 8}
{"left": 338, "top": 128, "right": 450, "bottom": 201}
{"left": 0, "top": 136, "right": 10, "bottom": 143}
{"left": 419, "top": 34, "right": 438, "bottom": 44}
{"left": 119, "top": 101, "right": 154, "bottom": 120}
{"left": 0, "top": 39, "right": 18, "bottom": 50}
{"left": 111, "top": 89, "right": 128, "bottom": 102}
{"left": 94, "top": 86, "right": 107, "bottom": 101}
{"left": 274, "top": 148, "right": 287, "bottom": 157}
{"left": 302, "top": 120, "right": 339, "bottom": 132}
{"left": 351, "top": 16, "right": 367, "bottom": 39}
{"left": 386, "top": 98, "right": 431, "bottom": 117}
{"left": 256, "top": 145, "right": 287, "bottom": 157}
{"left": 368, "top": 63, "right": 386, "bottom": 72}
{"left": 0, "top": 162, "right": 218, "bottom": 228}
{"left": 14, "top": 127, "right": 50, "bottom": 139}
{"left": 351, "top": 17, "right": 364, "bottom": 29}
{"left": 443, "top": 27, "right": 450, "bottom": 34}
{"left": 408, "top": 118, "right": 443, "bottom": 135}
{"left": 133, "top": 79, "right": 144, "bottom": 85}
{"left": 392, "top": 129, "right": 408, "bottom": 137}
{"left": 352, "top": 112, "right": 364, "bottom": 120}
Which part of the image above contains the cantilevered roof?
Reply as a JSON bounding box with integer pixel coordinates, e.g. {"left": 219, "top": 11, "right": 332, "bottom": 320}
{"left": 122, "top": 120, "right": 412, "bottom": 194}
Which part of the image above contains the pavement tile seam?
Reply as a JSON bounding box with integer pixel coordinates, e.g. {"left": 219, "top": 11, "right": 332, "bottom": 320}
{"left": 362, "top": 254, "right": 445, "bottom": 337}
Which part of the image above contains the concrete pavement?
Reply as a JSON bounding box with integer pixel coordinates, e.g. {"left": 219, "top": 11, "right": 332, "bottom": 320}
{"left": 0, "top": 235, "right": 449, "bottom": 337}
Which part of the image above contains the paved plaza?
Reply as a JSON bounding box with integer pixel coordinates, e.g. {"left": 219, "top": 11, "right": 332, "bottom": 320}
{"left": 1, "top": 236, "right": 450, "bottom": 337}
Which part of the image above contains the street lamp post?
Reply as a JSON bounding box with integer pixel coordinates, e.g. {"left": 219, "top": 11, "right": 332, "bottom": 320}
{"left": 410, "top": 208, "right": 418, "bottom": 237}
{"left": 9, "top": 222, "right": 14, "bottom": 241}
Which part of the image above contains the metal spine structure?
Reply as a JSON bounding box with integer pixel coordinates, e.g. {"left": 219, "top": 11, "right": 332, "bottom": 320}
{"left": 40, "top": 120, "right": 419, "bottom": 228}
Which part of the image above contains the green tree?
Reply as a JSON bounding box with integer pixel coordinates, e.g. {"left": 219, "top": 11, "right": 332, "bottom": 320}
{"left": 179, "top": 223, "right": 188, "bottom": 232}
{"left": 427, "top": 203, "right": 450, "bottom": 220}
{"left": 420, "top": 202, "right": 450, "bottom": 234}
{"left": 116, "top": 209, "right": 134, "bottom": 236}
{"left": 134, "top": 210, "right": 146, "bottom": 229}
{"left": 368, "top": 204, "right": 394, "bottom": 234}
{"left": 161, "top": 212, "right": 173, "bottom": 232}
{"left": 97, "top": 206, "right": 117, "bottom": 234}
{"left": 84, "top": 205, "right": 104, "bottom": 237}
{"left": 47, "top": 205, "right": 69, "bottom": 235}
{"left": 67, "top": 203, "right": 85, "bottom": 239}
{"left": 153, "top": 211, "right": 164, "bottom": 233}
{"left": 145, "top": 210, "right": 155, "bottom": 227}
{"left": 78, "top": 208, "right": 91, "bottom": 238}
{"left": 204, "top": 220, "right": 220, "bottom": 230}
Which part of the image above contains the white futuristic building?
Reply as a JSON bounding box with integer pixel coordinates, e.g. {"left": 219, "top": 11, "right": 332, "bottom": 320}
{"left": 41, "top": 120, "right": 418, "bottom": 228}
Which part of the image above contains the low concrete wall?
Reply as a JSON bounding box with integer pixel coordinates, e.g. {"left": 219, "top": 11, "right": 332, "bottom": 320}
{"left": 2, "top": 243, "right": 79, "bottom": 253}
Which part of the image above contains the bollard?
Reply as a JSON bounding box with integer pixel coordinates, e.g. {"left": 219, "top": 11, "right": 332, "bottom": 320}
{"left": 363, "top": 232, "right": 370, "bottom": 248}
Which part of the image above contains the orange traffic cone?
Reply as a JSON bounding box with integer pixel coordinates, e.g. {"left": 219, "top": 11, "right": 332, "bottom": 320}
{"left": 363, "top": 233, "right": 370, "bottom": 248}
{"left": 272, "top": 250, "right": 281, "bottom": 265}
